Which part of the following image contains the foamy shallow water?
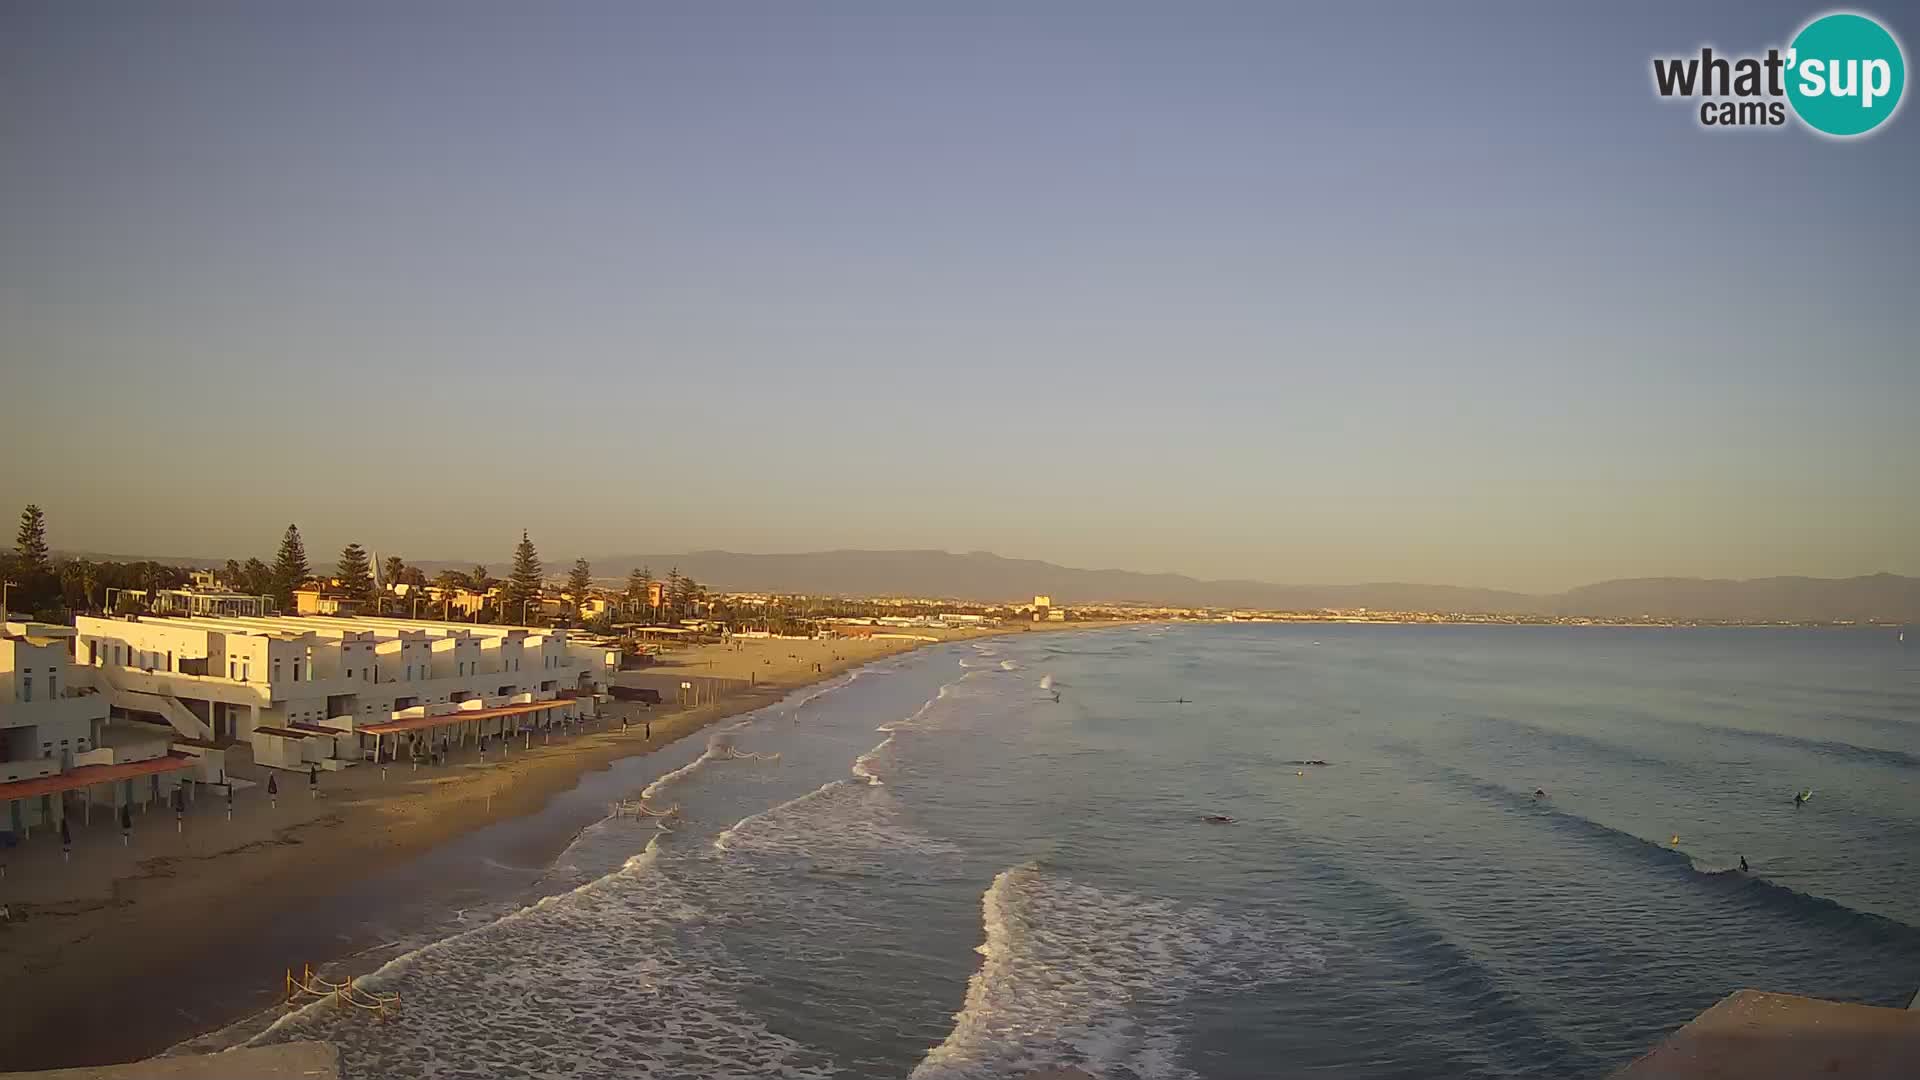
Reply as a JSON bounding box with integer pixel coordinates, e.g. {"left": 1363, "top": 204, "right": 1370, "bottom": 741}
{"left": 245, "top": 626, "right": 1920, "bottom": 1078}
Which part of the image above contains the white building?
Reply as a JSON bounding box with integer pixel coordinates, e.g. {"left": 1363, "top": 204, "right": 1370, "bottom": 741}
{"left": 73, "top": 614, "right": 618, "bottom": 770}
{"left": 3, "top": 621, "right": 191, "bottom": 834}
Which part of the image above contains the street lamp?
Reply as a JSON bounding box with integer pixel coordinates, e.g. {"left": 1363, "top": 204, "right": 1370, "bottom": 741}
{"left": 1, "top": 579, "right": 15, "bottom": 620}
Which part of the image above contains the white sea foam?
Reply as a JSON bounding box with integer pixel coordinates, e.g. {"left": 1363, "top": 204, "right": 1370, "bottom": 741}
{"left": 912, "top": 863, "right": 1324, "bottom": 1080}
{"left": 878, "top": 678, "right": 966, "bottom": 732}
{"left": 638, "top": 733, "right": 731, "bottom": 800}
{"left": 1039, "top": 674, "right": 1054, "bottom": 690}
{"left": 999, "top": 659, "right": 1019, "bottom": 671}
{"left": 851, "top": 733, "right": 896, "bottom": 786}
{"left": 714, "top": 778, "right": 960, "bottom": 865}
{"left": 254, "top": 835, "right": 845, "bottom": 1079}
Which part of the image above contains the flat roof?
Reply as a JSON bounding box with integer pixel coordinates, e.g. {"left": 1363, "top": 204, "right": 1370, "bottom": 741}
{"left": 358, "top": 697, "right": 578, "bottom": 736}
{"left": 0, "top": 753, "right": 198, "bottom": 803}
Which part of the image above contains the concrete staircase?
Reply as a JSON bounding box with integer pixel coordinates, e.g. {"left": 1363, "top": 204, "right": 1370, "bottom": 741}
{"left": 93, "top": 668, "right": 214, "bottom": 741}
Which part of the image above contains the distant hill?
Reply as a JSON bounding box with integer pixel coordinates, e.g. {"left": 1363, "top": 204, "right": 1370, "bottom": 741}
{"left": 32, "top": 545, "right": 1918, "bottom": 622}
{"left": 574, "top": 550, "right": 1919, "bottom": 622}
{"left": 1552, "top": 574, "right": 1920, "bottom": 623}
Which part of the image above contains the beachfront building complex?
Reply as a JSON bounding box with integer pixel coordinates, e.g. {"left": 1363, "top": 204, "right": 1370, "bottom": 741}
{"left": 72, "top": 614, "right": 618, "bottom": 768}
{"left": 3, "top": 621, "right": 196, "bottom": 834}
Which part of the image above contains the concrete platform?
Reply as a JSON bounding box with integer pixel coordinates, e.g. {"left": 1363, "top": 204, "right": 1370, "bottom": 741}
{"left": 0, "top": 1042, "right": 337, "bottom": 1080}
{"left": 1612, "top": 990, "right": 1920, "bottom": 1079}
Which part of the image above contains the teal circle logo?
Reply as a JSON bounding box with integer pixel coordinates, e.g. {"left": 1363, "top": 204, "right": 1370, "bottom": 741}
{"left": 1786, "top": 12, "right": 1906, "bottom": 136}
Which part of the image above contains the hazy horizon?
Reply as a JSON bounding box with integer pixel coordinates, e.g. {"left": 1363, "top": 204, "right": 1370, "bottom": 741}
{"left": 5, "top": 2, "right": 1916, "bottom": 594}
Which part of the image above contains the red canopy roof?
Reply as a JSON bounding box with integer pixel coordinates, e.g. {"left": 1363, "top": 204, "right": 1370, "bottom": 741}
{"left": 0, "top": 753, "right": 198, "bottom": 803}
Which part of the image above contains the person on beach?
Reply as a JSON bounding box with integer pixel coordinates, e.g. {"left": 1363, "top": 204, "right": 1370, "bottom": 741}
{"left": 309, "top": 764, "right": 319, "bottom": 799}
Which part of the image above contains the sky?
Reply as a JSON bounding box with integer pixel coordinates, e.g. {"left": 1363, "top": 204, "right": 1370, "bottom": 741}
{"left": 1, "top": 1, "right": 1915, "bottom": 593}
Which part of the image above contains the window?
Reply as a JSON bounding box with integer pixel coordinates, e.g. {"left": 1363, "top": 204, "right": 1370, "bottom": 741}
{"left": 49, "top": 673, "right": 57, "bottom": 698}
{"left": 406, "top": 665, "right": 413, "bottom": 681}
{"left": 294, "top": 658, "right": 303, "bottom": 681}
{"left": 274, "top": 660, "right": 282, "bottom": 682}
{"left": 242, "top": 662, "right": 250, "bottom": 682}
{"left": 21, "top": 676, "right": 32, "bottom": 702}
{"left": 229, "top": 660, "right": 236, "bottom": 679}
{"left": 89, "top": 641, "right": 99, "bottom": 664}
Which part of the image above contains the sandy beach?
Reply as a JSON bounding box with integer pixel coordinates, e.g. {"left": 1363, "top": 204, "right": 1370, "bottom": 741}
{"left": 0, "top": 624, "right": 1110, "bottom": 1071}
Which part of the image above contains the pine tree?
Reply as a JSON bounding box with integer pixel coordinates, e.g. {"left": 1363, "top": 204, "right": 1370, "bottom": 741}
{"left": 671, "top": 573, "right": 699, "bottom": 616}
{"left": 336, "top": 543, "right": 376, "bottom": 604}
{"left": 271, "top": 524, "right": 311, "bottom": 609}
{"left": 242, "top": 558, "right": 272, "bottom": 595}
{"left": 15, "top": 505, "right": 50, "bottom": 571}
{"left": 502, "top": 531, "right": 543, "bottom": 624}
{"left": 664, "top": 567, "right": 684, "bottom": 621}
{"left": 633, "top": 564, "right": 656, "bottom": 614}
{"left": 566, "top": 558, "right": 594, "bottom": 607}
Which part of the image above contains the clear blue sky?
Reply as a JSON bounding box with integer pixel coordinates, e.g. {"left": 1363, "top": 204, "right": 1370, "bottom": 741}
{"left": 2, "top": 1, "right": 1915, "bottom": 592}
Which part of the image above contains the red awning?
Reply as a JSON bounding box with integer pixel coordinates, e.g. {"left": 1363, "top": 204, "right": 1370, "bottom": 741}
{"left": 359, "top": 698, "right": 577, "bottom": 737}
{"left": 0, "top": 753, "right": 198, "bottom": 802}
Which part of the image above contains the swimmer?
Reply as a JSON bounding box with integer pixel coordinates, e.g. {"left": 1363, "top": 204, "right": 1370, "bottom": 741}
{"left": 1533, "top": 788, "right": 1547, "bottom": 799}
{"left": 1202, "top": 814, "right": 1236, "bottom": 824}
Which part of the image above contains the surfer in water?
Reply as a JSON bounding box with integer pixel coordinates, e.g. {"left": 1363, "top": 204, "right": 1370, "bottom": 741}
{"left": 1740, "top": 856, "right": 1750, "bottom": 872}
{"left": 1532, "top": 788, "right": 1547, "bottom": 799}
{"left": 1794, "top": 788, "right": 1812, "bottom": 807}
{"left": 1050, "top": 689, "right": 1060, "bottom": 703}
{"left": 1202, "top": 814, "right": 1235, "bottom": 824}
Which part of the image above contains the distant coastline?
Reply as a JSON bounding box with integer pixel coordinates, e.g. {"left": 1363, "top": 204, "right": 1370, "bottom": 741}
{"left": 22, "top": 546, "right": 1918, "bottom": 624}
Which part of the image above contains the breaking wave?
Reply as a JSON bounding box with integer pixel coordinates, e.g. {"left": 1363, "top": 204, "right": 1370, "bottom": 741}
{"left": 912, "top": 863, "right": 1323, "bottom": 1080}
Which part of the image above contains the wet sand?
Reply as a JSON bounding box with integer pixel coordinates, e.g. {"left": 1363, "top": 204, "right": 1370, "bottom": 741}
{"left": 0, "top": 624, "right": 1110, "bottom": 1070}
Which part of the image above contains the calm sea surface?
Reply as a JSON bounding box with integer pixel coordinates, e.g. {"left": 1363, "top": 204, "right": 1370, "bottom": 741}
{"left": 251, "top": 624, "right": 1920, "bottom": 1078}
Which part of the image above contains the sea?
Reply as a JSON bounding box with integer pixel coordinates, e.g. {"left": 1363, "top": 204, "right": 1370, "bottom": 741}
{"left": 245, "top": 624, "right": 1920, "bottom": 1078}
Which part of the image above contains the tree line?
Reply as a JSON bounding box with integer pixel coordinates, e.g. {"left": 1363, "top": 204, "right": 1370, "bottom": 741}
{"left": 2, "top": 505, "right": 707, "bottom": 631}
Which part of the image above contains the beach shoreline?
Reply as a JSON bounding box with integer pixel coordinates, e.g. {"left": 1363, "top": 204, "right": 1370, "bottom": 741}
{"left": 0, "top": 621, "right": 1126, "bottom": 1071}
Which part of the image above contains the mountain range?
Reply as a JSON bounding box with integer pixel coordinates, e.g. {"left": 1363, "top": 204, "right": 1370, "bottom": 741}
{"left": 31, "top": 546, "right": 1919, "bottom": 622}
{"left": 569, "top": 550, "right": 1918, "bottom": 623}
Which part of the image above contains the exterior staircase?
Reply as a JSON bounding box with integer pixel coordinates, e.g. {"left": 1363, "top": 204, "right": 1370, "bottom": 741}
{"left": 92, "top": 667, "right": 214, "bottom": 741}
